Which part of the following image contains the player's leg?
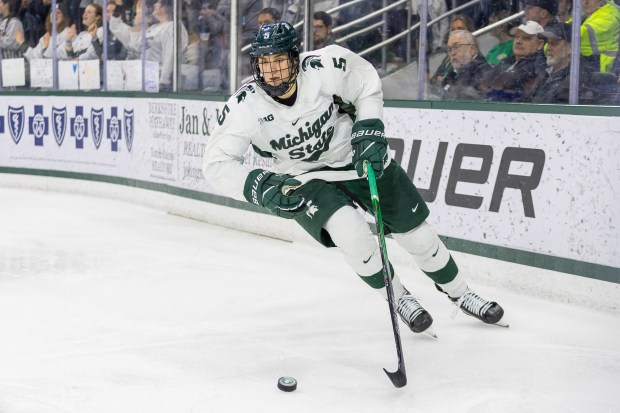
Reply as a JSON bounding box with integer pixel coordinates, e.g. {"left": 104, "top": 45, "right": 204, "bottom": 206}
{"left": 391, "top": 222, "right": 505, "bottom": 325}
{"left": 292, "top": 180, "right": 433, "bottom": 334}
{"left": 342, "top": 162, "right": 506, "bottom": 325}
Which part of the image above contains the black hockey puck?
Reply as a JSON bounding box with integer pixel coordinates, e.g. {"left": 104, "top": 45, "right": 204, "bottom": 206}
{"left": 277, "top": 376, "right": 297, "bottom": 392}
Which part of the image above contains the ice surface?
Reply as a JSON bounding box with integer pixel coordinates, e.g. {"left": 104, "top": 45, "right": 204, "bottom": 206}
{"left": 0, "top": 187, "right": 619, "bottom": 413}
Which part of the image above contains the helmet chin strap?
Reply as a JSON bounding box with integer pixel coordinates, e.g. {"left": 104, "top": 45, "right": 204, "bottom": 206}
{"left": 259, "top": 72, "right": 297, "bottom": 97}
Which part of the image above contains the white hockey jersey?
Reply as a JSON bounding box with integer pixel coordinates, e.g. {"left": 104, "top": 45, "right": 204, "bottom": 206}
{"left": 202, "top": 44, "right": 384, "bottom": 202}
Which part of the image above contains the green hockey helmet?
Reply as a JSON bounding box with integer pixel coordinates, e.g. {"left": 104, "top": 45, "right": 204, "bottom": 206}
{"left": 250, "top": 22, "right": 300, "bottom": 97}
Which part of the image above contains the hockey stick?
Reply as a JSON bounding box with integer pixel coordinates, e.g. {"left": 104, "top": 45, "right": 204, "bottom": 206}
{"left": 364, "top": 161, "right": 407, "bottom": 388}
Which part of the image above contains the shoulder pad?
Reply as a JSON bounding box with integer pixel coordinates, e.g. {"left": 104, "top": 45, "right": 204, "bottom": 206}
{"left": 233, "top": 83, "right": 257, "bottom": 104}
{"left": 301, "top": 54, "right": 326, "bottom": 72}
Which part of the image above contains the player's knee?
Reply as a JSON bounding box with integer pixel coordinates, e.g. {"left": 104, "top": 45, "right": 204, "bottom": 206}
{"left": 325, "top": 206, "right": 375, "bottom": 256}
{"left": 393, "top": 221, "right": 437, "bottom": 254}
{"left": 324, "top": 206, "right": 381, "bottom": 275}
{"left": 393, "top": 221, "right": 450, "bottom": 272}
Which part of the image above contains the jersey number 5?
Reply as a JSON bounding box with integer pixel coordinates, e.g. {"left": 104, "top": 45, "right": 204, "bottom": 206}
{"left": 332, "top": 57, "right": 347, "bottom": 72}
{"left": 217, "top": 105, "right": 230, "bottom": 126}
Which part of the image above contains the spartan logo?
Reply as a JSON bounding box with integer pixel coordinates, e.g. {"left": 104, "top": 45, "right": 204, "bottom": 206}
{"left": 235, "top": 84, "right": 255, "bottom": 103}
{"left": 305, "top": 200, "right": 319, "bottom": 219}
{"left": 301, "top": 55, "right": 324, "bottom": 71}
{"left": 28, "top": 105, "right": 49, "bottom": 146}
{"left": 8, "top": 106, "right": 24, "bottom": 144}
{"left": 71, "top": 106, "right": 89, "bottom": 149}
{"left": 124, "top": 109, "right": 134, "bottom": 152}
{"left": 91, "top": 108, "right": 104, "bottom": 149}
{"left": 107, "top": 107, "right": 122, "bottom": 152}
{"left": 51, "top": 107, "right": 67, "bottom": 146}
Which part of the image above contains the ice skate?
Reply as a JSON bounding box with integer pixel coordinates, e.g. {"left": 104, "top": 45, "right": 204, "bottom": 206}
{"left": 396, "top": 290, "right": 437, "bottom": 338}
{"left": 437, "top": 284, "right": 508, "bottom": 327}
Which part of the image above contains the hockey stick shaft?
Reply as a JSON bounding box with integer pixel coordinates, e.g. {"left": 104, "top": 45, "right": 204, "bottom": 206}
{"left": 364, "top": 161, "right": 407, "bottom": 388}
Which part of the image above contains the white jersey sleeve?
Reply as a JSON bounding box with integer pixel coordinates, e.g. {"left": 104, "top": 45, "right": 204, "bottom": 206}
{"left": 202, "top": 84, "right": 259, "bottom": 201}
{"left": 317, "top": 44, "right": 384, "bottom": 122}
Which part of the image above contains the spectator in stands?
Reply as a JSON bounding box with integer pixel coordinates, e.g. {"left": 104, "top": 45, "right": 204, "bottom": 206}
{"left": 411, "top": 0, "right": 448, "bottom": 52}
{"left": 486, "top": 20, "right": 545, "bottom": 101}
{"left": 580, "top": 0, "right": 620, "bottom": 73}
{"left": 100, "top": 2, "right": 127, "bottom": 60}
{"left": 108, "top": 0, "right": 188, "bottom": 90}
{"left": 451, "top": 0, "right": 487, "bottom": 29}
{"left": 197, "top": 0, "right": 228, "bottom": 92}
{"left": 0, "top": 0, "right": 25, "bottom": 59}
{"left": 236, "top": 0, "right": 264, "bottom": 52}
{"left": 337, "top": 1, "right": 382, "bottom": 65}
{"left": 441, "top": 30, "right": 493, "bottom": 100}
{"left": 233, "top": 1, "right": 268, "bottom": 84}
{"left": 315, "top": 0, "right": 338, "bottom": 24}
{"left": 313, "top": 10, "right": 335, "bottom": 50}
{"left": 430, "top": 14, "right": 476, "bottom": 93}
{"left": 15, "top": 3, "right": 69, "bottom": 59}
{"left": 56, "top": 3, "right": 103, "bottom": 60}
{"left": 531, "top": 22, "right": 574, "bottom": 103}
{"left": 557, "top": 0, "right": 573, "bottom": 22}
{"left": 18, "top": 0, "right": 51, "bottom": 47}
{"left": 486, "top": 9, "right": 515, "bottom": 66}
{"left": 261, "top": 0, "right": 301, "bottom": 25}
{"left": 257, "top": 7, "right": 279, "bottom": 28}
{"left": 449, "top": 14, "right": 476, "bottom": 32}
{"left": 523, "top": 0, "right": 558, "bottom": 29}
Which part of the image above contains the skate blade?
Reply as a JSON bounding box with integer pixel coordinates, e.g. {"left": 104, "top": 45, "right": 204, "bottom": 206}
{"left": 422, "top": 326, "right": 438, "bottom": 339}
{"left": 493, "top": 318, "right": 509, "bottom": 328}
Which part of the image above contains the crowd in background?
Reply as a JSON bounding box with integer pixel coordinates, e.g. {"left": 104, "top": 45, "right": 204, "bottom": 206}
{"left": 0, "top": 0, "right": 618, "bottom": 103}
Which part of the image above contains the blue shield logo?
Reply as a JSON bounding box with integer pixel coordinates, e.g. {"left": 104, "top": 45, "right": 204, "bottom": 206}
{"left": 91, "top": 108, "right": 104, "bottom": 149}
{"left": 124, "top": 109, "right": 134, "bottom": 152}
{"left": 71, "top": 106, "right": 89, "bottom": 149}
{"left": 8, "top": 106, "right": 25, "bottom": 144}
{"left": 52, "top": 107, "right": 67, "bottom": 146}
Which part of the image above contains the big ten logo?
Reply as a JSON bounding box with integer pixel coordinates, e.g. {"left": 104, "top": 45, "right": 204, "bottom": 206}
{"left": 388, "top": 138, "right": 545, "bottom": 218}
{"left": 179, "top": 105, "right": 213, "bottom": 136}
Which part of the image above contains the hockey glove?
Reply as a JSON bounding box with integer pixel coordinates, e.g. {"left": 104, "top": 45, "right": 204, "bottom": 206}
{"left": 351, "top": 118, "right": 388, "bottom": 178}
{"left": 243, "top": 169, "right": 307, "bottom": 219}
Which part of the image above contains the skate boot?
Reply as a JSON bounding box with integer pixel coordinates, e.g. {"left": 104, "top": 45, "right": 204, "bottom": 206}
{"left": 437, "top": 284, "right": 507, "bottom": 327}
{"left": 396, "top": 290, "right": 436, "bottom": 337}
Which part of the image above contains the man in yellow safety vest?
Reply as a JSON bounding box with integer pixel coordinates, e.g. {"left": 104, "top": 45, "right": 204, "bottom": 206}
{"left": 580, "top": 0, "right": 620, "bottom": 72}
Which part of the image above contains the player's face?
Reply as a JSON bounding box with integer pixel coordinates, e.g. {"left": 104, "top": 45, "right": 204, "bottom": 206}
{"left": 257, "top": 53, "right": 293, "bottom": 88}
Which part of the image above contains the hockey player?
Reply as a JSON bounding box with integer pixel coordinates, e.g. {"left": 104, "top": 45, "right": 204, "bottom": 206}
{"left": 202, "top": 22, "right": 506, "bottom": 336}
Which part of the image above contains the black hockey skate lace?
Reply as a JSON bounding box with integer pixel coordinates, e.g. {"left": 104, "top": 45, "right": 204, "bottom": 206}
{"left": 452, "top": 289, "right": 492, "bottom": 318}
{"left": 397, "top": 294, "right": 424, "bottom": 322}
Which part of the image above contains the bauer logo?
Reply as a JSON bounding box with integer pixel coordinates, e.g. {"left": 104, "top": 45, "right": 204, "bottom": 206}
{"left": 28, "top": 105, "right": 49, "bottom": 146}
{"left": 8, "top": 106, "right": 25, "bottom": 144}
{"left": 71, "top": 106, "right": 89, "bottom": 149}
{"left": 91, "top": 108, "right": 104, "bottom": 149}
{"left": 52, "top": 107, "right": 67, "bottom": 147}
{"left": 124, "top": 109, "right": 134, "bottom": 152}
